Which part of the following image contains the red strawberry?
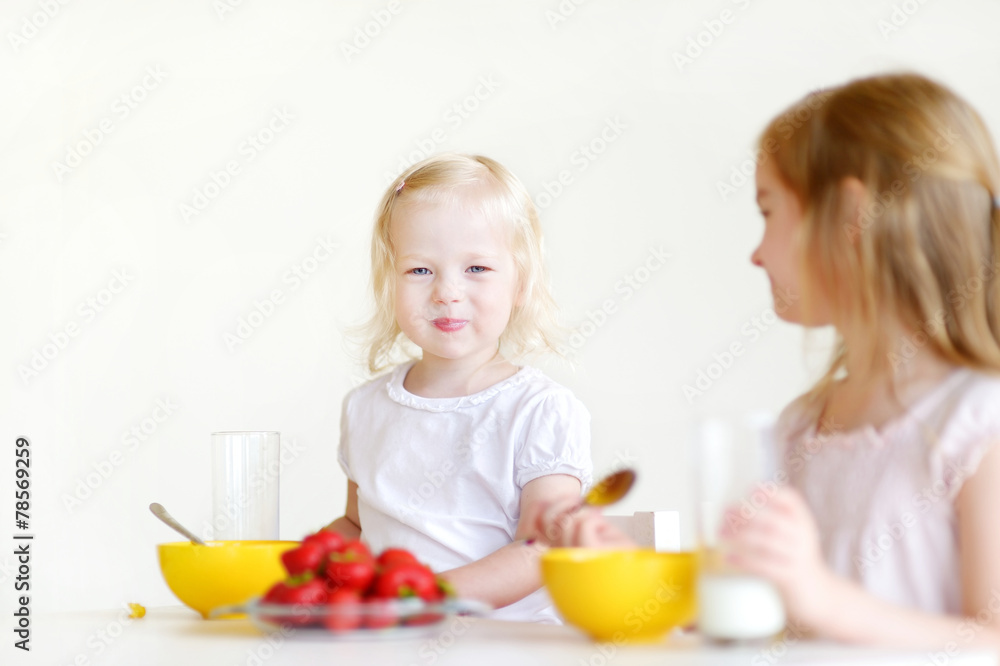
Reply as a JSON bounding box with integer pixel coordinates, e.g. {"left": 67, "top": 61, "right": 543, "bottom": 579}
{"left": 261, "top": 576, "right": 329, "bottom": 626}
{"left": 302, "top": 529, "right": 345, "bottom": 558}
{"left": 373, "top": 562, "right": 439, "bottom": 601}
{"left": 323, "top": 552, "right": 376, "bottom": 593}
{"left": 376, "top": 548, "right": 419, "bottom": 569}
{"left": 323, "top": 588, "right": 362, "bottom": 632}
{"left": 262, "top": 580, "right": 288, "bottom": 605}
{"left": 339, "top": 539, "right": 373, "bottom": 561}
{"left": 281, "top": 543, "right": 325, "bottom": 577}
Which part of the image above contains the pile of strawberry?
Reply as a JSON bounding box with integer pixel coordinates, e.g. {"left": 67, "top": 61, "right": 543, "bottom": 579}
{"left": 261, "top": 529, "right": 452, "bottom": 631}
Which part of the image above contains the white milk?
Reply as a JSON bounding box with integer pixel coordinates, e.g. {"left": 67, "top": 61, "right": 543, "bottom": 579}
{"left": 697, "top": 572, "right": 786, "bottom": 641}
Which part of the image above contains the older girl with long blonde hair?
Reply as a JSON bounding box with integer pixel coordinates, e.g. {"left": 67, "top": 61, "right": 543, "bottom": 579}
{"left": 539, "top": 73, "right": 1000, "bottom": 647}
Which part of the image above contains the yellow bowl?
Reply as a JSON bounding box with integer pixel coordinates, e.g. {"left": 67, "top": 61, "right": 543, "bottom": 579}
{"left": 541, "top": 548, "right": 698, "bottom": 642}
{"left": 157, "top": 541, "right": 297, "bottom": 618}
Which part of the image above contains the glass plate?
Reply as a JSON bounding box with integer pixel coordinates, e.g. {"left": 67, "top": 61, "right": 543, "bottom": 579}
{"left": 212, "top": 597, "right": 493, "bottom": 640}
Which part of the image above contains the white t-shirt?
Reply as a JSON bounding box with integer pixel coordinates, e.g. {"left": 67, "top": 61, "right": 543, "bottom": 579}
{"left": 338, "top": 361, "right": 593, "bottom": 623}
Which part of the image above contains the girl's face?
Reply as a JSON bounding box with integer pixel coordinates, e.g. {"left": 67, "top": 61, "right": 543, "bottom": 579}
{"left": 752, "top": 161, "right": 829, "bottom": 326}
{"left": 391, "top": 196, "right": 520, "bottom": 367}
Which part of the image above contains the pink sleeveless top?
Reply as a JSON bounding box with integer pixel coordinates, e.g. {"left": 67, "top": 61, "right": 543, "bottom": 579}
{"left": 776, "top": 368, "right": 1000, "bottom": 614}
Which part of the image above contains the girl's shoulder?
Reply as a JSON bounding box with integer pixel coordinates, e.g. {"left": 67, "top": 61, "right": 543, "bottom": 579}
{"left": 506, "top": 366, "right": 590, "bottom": 412}
{"left": 943, "top": 367, "right": 1000, "bottom": 417}
{"left": 916, "top": 367, "right": 1000, "bottom": 500}
{"left": 931, "top": 367, "right": 1000, "bottom": 449}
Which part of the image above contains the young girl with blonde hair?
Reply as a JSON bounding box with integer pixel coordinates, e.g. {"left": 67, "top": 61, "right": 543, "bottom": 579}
{"left": 538, "top": 73, "right": 1000, "bottom": 647}
{"left": 327, "top": 153, "right": 592, "bottom": 623}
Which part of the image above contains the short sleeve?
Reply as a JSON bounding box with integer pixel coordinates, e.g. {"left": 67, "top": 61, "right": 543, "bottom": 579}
{"left": 937, "top": 373, "right": 1000, "bottom": 500}
{"left": 514, "top": 390, "right": 593, "bottom": 490}
{"left": 337, "top": 392, "right": 353, "bottom": 480}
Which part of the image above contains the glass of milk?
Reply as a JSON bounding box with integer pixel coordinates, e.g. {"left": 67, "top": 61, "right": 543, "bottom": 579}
{"left": 695, "top": 415, "right": 786, "bottom": 642}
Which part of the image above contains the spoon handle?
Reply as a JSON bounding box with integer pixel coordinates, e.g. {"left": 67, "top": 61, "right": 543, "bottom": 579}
{"left": 149, "top": 503, "right": 207, "bottom": 545}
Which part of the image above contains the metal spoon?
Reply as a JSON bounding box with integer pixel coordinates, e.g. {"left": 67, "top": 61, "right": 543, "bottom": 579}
{"left": 583, "top": 468, "right": 637, "bottom": 507}
{"left": 149, "top": 502, "right": 207, "bottom": 545}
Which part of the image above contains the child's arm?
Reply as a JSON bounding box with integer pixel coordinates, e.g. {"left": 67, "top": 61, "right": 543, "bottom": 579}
{"left": 728, "top": 441, "right": 1000, "bottom": 649}
{"left": 531, "top": 495, "right": 637, "bottom": 549}
{"left": 437, "top": 474, "right": 582, "bottom": 609}
{"left": 324, "top": 480, "right": 362, "bottom": 539}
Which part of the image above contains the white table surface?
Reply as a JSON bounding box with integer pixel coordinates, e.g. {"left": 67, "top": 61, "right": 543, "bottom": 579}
{"left": 25, "top": 606, "right": 998, "bottom": 666}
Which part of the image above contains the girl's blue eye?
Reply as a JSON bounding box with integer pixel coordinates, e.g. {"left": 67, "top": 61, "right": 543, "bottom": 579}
{"left": 410, "top": 268, "right": 430, "bottom": 275}
{"left": 468, "top": 266, "right": 487, "bottom": 273}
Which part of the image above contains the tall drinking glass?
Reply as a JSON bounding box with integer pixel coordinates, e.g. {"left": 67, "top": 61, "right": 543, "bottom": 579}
{"left": 211, "top": 431, "right": 280, "bottom": 541}
{"left": 695, "top": 415, "right": 786, "bottom": 641}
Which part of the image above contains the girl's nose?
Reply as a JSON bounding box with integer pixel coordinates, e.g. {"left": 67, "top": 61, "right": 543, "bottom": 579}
{"left": 750, "top": 245, "right": 763, "bottom": 267}
{"left": 433, "top": 280, "right": 462, "bottom": 303}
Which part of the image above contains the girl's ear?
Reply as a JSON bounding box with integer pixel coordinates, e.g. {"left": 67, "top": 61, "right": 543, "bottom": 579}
{"left": 840, "top": 177, "right": 868, "bottom": 245}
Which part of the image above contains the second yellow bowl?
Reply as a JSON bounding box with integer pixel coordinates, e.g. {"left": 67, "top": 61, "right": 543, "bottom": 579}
{"left": 541, "top": 548, "right": 698, "bottom": 642}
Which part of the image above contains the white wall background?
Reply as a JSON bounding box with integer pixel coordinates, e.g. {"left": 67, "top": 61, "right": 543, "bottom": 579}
{"left": 3, "top": 0, "right": 1000, "bottom": 620}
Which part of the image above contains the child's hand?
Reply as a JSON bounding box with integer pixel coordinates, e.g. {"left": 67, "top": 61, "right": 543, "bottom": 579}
{"left": 721, "top": 485, "right": 836, "bottom": 627}
{"left": 532, "top": 497, "right": 636, "bottom": 549}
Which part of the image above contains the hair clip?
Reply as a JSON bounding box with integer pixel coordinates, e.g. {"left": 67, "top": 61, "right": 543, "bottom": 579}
{"left": 395, "top": 180, "right": 405, "bottom": 194}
